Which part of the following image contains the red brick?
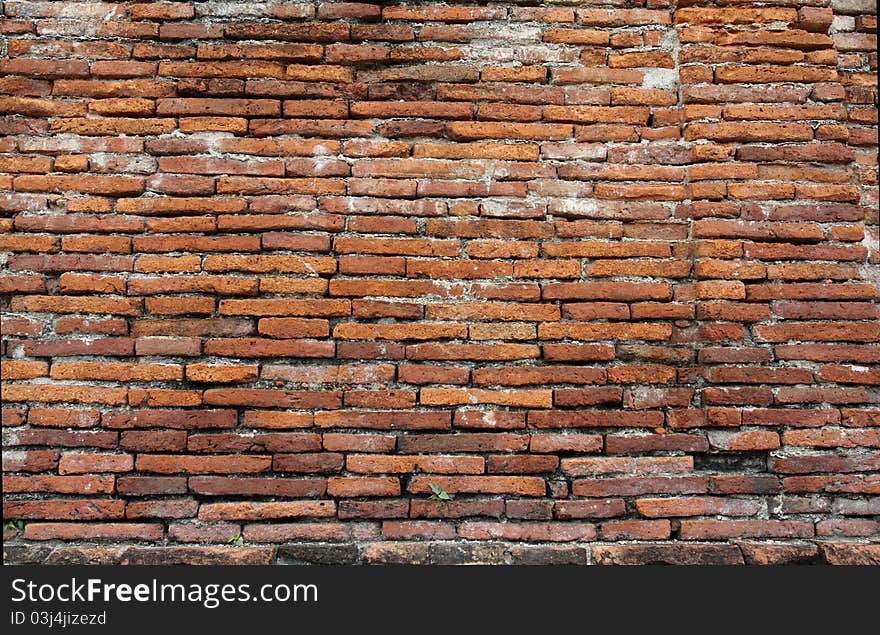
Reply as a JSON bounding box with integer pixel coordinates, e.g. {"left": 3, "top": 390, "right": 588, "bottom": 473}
{"left": 3, "top": 499, "right": 124, "bottom": 520}
{"left": 679, "top": 520, "right": 814, "bottom": 540}
{"left": 189, "top": 477, "right": 325, "bottom": 498}
{"left": 327, "top": 477, "right": 400, "bottom": 497}
{"left": 3, "top": 475, "right": 115, "bottom": 495}
{"left": 592, "top": 544, "right": 744, "bottom": 565}
{"left": 58, "top": 454, "right": 133, "bottom": 475}
{"left": 199, "top": 501, "right": 335, "bottom": 521}
{"left": 635, "top": 497, "right": 763, "bottom": 518}
{"left": 601, "top": 520, "right": 671, "bottom": 541}
{"left": 458, "top": 521, "right": 596, "bottom": 542}
{"left": 116, "top": 477, "right": 187, "bottom": 496}
{"left": 135, "top": 455, "right": 271, "bottom": 474}
{"left": 409, "top": 476, "right": 545, "bottom": 497}
{"left": 24, "top": 523, "right": 163, "bottom": 541}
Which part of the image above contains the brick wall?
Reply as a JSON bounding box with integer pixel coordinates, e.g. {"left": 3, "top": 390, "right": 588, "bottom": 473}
{"left": 1, "top": 0, "right": 878, "bottom": 566}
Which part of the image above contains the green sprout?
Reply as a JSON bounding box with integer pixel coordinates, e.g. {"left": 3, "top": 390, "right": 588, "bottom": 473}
{"left": 227, "top": 532, "right": 244, "bottom": 546}
{"left": 3, "top": 520, "right": 24, "bottom": 532}
{"left": 428, "top": 483, "right": 453, "bottom": 502}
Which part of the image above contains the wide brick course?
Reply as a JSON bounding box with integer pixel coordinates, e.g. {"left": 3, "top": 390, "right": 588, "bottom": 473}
{"left": 1, "top": 0, "right": 878, "bottom": 565}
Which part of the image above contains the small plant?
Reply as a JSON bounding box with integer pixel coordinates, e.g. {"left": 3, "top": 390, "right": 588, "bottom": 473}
{"left": 3, "top": 520, "right": 24, "bottom": 532}
{"left": 428, "top": 483, "right": 453, "bottom": 502}
{"left": 227, "top": 532, "right": 244, "bottom": 546}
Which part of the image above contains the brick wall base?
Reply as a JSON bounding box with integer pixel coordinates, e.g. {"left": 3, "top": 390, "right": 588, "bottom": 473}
{"left": 5, "top": 540, "right": 880, "bottom": 565}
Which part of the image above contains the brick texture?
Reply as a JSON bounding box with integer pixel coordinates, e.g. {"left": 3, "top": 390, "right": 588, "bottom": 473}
{"left": 1, "top": 0, "right": 878, "bottom": 565}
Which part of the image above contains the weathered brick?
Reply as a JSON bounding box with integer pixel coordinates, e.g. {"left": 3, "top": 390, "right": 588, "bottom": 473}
{"left": 592, "top": 544, "right": 744, "bottom": 565}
